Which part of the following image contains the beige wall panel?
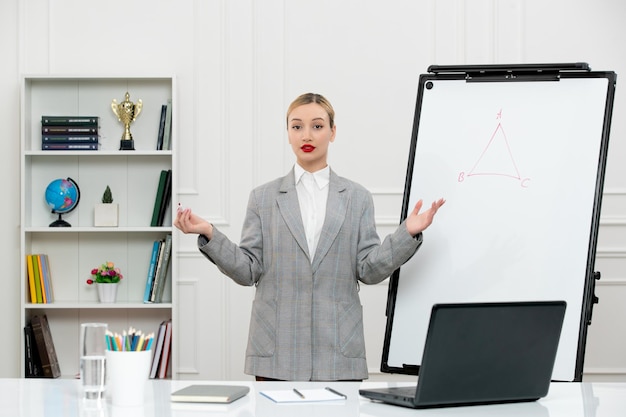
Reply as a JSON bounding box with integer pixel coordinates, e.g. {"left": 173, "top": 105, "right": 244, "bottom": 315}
{"left": 584, "top": 283, "right": 626, "bottom": 380}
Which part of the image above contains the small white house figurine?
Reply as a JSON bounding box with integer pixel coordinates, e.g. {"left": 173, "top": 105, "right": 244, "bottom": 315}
{"left": 94, "top": 185, "right": 119, "bottom": 227}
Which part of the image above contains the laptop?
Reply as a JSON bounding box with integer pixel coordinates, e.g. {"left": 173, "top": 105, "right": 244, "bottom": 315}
{"left": 359, "top": 300, "right": 566, "bottom": 409}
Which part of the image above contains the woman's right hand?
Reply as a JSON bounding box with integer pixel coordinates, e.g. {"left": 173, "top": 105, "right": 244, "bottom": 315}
{"left": 173, "top": 206, "right": 214, "bottom": 239}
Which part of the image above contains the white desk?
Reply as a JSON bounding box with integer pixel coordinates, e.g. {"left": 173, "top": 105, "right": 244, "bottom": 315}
{"left": 0, "top": 379, "right": 624, "bottom": 416}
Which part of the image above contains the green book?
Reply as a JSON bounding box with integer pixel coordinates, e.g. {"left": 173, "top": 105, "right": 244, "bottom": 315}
{"left": 32, "top": 255, "right": 43, "bottom": 303}
{"left": 157, "top": 170, "right": 172, "bottom": 226}
{"left": 151, "top": 170, "right": 168, "bottom": 227}
{"left": 41, "top": 116, "right": 99, "bottom": 126}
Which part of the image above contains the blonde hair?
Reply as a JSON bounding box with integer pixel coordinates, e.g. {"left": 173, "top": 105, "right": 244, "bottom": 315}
{"left": 286, "top": 93, "right": 335, "bottom": 128}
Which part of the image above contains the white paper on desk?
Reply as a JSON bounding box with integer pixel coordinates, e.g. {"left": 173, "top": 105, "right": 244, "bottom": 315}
{"left": 260, "top": 389, "right": 345, "bottom": 403}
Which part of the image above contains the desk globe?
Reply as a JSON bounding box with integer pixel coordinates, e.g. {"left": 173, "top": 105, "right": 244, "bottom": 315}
{"left": 45, "top": 177, "right": 80, "bottom": 227}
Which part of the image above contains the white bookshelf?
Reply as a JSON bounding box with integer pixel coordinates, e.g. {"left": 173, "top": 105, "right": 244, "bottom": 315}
{"left": 20, "top": 76, "right": 177, "bottom": 378}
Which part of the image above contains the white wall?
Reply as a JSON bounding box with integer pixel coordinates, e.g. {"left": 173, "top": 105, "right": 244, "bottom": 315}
{"left": 1, "top": 0, "right": 21, "bottom": 379}
{"left": 1, "top": 0, "right": 625, "bottom": 381}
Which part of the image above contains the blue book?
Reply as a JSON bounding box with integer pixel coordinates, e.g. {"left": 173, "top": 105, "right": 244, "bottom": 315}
{"left": 39, "top": 254, "right": 54, "bottom": 303}
{"left": 143, "top": 240, "right": 161, "bottom": 303}
{"left": 151, "top": 234, "right": 172, "bottom": 303}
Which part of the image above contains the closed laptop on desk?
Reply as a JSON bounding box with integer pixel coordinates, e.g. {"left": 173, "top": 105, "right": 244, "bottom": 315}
{"left": 360, "top": 300, "right": 566, "bottom": 408}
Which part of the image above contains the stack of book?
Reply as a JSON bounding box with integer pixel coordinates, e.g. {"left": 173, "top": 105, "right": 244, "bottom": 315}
{"left": 143, "top": 234, "right": 173, "bottom": 304}
{"left": 41, "top": 116, "right": 100, "bottom": 150}
{"left": 26, "top": 254, "right": 54, "bottom": 304}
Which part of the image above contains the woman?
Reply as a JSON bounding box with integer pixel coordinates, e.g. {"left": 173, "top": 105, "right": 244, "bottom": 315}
{"left": 174, "top": 93, "right": 445, "bottom": 381}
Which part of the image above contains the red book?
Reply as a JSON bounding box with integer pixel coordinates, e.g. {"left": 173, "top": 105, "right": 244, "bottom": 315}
{"left": 158, "top": 319, "right": 172, "bottom": 378}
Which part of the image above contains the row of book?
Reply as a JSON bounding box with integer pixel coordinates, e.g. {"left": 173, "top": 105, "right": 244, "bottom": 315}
{"left": 39, "top": 100, "right": 172, "bottom": 151}
{"left": 41, "top": 116, "right": 100, "bottom": 151}
{"left": 150, "top": 319, "right": 173, "bottom": 379}
{"left": 24, "top": 314, "right": 172, "bottom": 380}
{"left": 26, "top": 254, "right": 54, "bottom": 304}
{"left": 24, "top": 314, "right": 61, "bottom": 378}
{"left": 151, "top": 169, "right": 172, "bottom": 227}
{"left": 143, "top": 234, "right": 173, "bottom": 303}
{"left": 27, "top": 242, "right": 172, "bottom": 305}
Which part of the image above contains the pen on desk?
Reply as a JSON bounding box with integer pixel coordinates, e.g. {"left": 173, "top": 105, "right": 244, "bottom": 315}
{"left": 325, "top": 386, "right": 347, "bottom": 399}
{"left": 293, "top": 388, "right": 305, "bottom": 399}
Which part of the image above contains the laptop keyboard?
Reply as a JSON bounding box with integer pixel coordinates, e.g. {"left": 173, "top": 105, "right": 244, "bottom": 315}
{"left": 390, "top": 386, "right": 417, "bottom": 397}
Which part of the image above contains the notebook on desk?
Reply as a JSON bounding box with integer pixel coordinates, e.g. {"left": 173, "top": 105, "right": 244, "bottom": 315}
{"left": 359, "top": 300, "right": 566, "bottom": 409}
{"left": 170, "top": 384, "right": 250, "bottom": 404}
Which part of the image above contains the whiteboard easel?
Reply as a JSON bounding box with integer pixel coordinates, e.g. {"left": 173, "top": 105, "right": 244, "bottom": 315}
{"left": 381, "top": 64, "right": 616, "bottom": 382}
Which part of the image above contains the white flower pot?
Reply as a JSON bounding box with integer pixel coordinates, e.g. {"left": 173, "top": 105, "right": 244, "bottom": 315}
{"left": 94, "top": 203, "right": 119, "bottom": 227}
{"left": 97, "top": 283, "right": 119, "bottom": 303}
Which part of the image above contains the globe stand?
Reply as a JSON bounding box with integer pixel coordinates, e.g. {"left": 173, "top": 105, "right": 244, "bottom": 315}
{"left": 50, "top": 213, "right": 71, "bottom": 227}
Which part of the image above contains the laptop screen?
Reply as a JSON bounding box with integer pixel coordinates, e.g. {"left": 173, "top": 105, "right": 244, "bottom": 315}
{"left": 414, "top": 301, "right": 567, "bottom": 407}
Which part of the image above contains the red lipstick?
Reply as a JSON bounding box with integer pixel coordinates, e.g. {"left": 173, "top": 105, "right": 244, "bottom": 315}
{"left": 301, "top": 145, "right": 315, "bottom": 152}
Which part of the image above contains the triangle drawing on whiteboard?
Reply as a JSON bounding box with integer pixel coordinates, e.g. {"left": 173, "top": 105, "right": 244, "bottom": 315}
{"left": 467, "top": 122, "right": 522, "bottom": 180}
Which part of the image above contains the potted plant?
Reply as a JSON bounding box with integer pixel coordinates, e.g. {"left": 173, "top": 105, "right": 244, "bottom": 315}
{"left": 94, "top": 185, "right": 119, "bottom": 227}
{"left": 87, "top": 261, "right": 124, "bottom": 302}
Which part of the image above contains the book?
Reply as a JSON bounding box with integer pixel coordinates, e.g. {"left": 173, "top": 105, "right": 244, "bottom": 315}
{"left": 162, "top": 99, "right": 173, "bottom": 150}
{"left": 171, "top": 385, "right": 250, "bottom": 404}
{"left": 151, "top": 234, "right": 172, "bottom": 303}
{"left": 156, "top": 104, "right": 167, "bottom": 150}
{"left": 35, "top": 255, "right": 47, "bottom": 304}
{"left": 26, "top": 255, "right": 37, "bottom": 303}
{"left": 39, "top": 254, "right": 54, "bottom": 303}
{"left": 157, "top": 170, "right": 172, "bottom": 227}
{"left": 150, "top": 320, "right": 167, "bottom": 379}
{"left": 150, "top": 170, "right": 168, "bottom": 227}
{"left": 158, "top": 319, "right": 173, "bottom": 378}
{"left": 42, "top": 126, "right": 98, "bottom": 134}
{"left": 149, "top": 239, "right": 166, "bottom": 302}
{"left": 24, "top": 326, "right": 35, "bottom": 376}
{"left": 42, "top": 143, "right": 98, "bottom": 150}
{"left": 24, "top": 323, "right": 42, "bottom": 378}
{"left": 42, "top": 135, "right": 99, "bottom": 143}
{"left": 31, "top": 255, "right": 43, "bottom": 303}
{"left": 41, "top": 116, "right": 99, "bottom": 126}
{"left": 30, "top": 315, "right": 61, "bottom": 378}
{"left": 143, "top": 240, "right": 162, "bottom": 303}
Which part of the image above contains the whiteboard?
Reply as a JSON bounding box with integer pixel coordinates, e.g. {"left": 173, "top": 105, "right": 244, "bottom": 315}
{"left": 382, "top": 68, "right": 616, "bottom": 382}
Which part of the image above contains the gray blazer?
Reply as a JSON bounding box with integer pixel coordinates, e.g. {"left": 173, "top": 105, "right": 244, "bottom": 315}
{"left": 199, "top": 168, "right": 422, "bottom": 380}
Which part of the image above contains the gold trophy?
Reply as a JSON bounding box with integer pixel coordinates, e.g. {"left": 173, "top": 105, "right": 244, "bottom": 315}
{"left": 111, "top": 92, "right": 143, "bottom": 150}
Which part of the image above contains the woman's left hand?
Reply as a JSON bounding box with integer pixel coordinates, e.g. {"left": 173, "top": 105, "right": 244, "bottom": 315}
{"left": 405, "top": 198, "right": 446, "bottom": 236}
